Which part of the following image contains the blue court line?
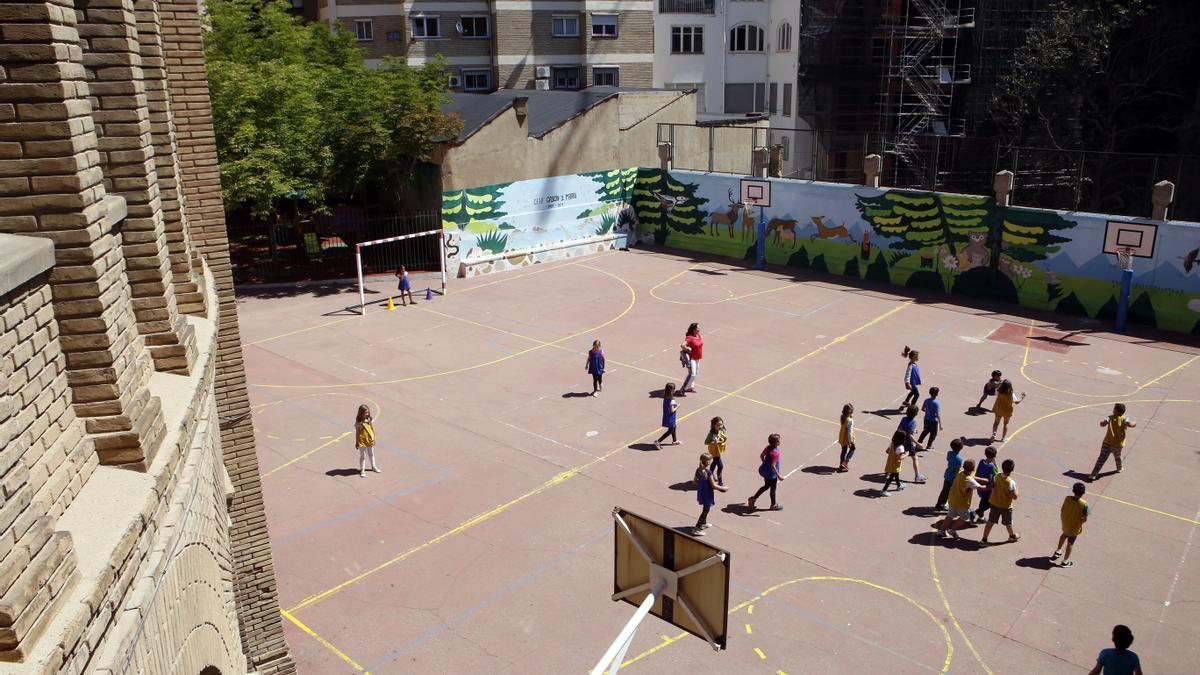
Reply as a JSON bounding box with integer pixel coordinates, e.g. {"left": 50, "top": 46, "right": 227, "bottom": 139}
{"left": 258, "top": 397, "right": 453, "bottom": 545}
{"left": 362, "top": 527, "right": 610, "bottom": 672}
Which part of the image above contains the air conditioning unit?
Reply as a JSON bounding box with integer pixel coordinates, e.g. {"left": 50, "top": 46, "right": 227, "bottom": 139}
{"left": 535, "top": 66, "right": 551, "bottom": 78}
{"left": 534, "top": 79, "right": 551, "bottom": 90}
{"left": 448, "top": 75, "right": 462, "bottom": 88}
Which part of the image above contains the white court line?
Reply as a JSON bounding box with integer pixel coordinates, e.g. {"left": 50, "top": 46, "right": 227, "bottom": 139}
{"left": 492, "top": 419, "right": 624, "bottom": 468}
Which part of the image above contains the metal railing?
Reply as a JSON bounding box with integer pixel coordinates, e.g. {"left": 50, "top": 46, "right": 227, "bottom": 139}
{"left": 658, "top": 0, "right": 714, "bottom": 13}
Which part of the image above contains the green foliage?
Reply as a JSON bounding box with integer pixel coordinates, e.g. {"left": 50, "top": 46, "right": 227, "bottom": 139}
{"left": 474, "top": 230, "right": 509, "bottom": 254}
{"left": 206, "top": 0, "right": 461, "bottom": 220}
{"left": 633, "top": 169, "right": 709, "bottom": 239}
{"left": 595, "top": 213, "right": 616, "bottom": 236}
{"left": 855, "top": 191, "right": 992, "bottom": 255}
{"left": 998, "top": 208, "right": 1074, "bottom": 263}
{"left": 442, "top": 183, "right": 510, "bottom": 229}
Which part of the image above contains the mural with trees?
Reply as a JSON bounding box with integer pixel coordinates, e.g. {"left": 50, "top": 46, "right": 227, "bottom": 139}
{"left": 579, "top": 168, "right": 638, "bottom": 235}
{"left": 633, "top": 169, "right": 710, "bottom": 245}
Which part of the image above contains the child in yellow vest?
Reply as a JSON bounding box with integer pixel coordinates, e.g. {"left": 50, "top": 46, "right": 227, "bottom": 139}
{"left": 990, "top": 380, "right": 1026, "bottom": 442}
{"left": 980, "top": 458, "right": 1019, "bottom": 545}
{"left": 935, "top": 459, "right": 985, "bottom": 541}
{"left": 880, "top": 430, "right": 906, "bottom": 496}
{"left": 705, "top": 417, "right": 728, "bottom": 486}
{"left": 355, "top": 404, "right": 379, "bottom": 477}
{"left": 837, "top": 404, "right": 856, "bottom": 473}
{"left": 1053, "top": 482, "right": 1089, "bottom": 567}
{"left": 1089, "top": 403, "right": 1136, "bottom": 482}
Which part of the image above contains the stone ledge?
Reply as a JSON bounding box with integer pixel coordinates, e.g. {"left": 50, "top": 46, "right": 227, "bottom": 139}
{"left": 0, "top": 234, "right": 55, "bottom": 298}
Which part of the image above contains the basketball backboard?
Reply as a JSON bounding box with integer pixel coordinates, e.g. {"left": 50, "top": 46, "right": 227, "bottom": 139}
{"left": 740, "top": 179, "right": 771, "bottom": 207}
{"left": 612, "top": 508, "right": 730, "bottom": 650}
{"left": 1103, "top": 220, "right": 1157, "bottom": 258}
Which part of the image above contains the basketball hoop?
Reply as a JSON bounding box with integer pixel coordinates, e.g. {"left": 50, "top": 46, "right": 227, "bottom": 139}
{"left": 1115, "top": 246, "right": 1135, "bottom": 271}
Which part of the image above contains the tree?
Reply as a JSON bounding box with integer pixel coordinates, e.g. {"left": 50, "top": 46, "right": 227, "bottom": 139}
{"left": 855, "top": 191, "right": 993, "bottom": 258}
{"left": 441, "top": 183, "right": 510, "bottom": 230}
{"left": 632, "top": 169, "right": 709, "bottom": 244}
{"left": 205, "top": 0, "right": 461, "bottom": 221}
{"left": 995, "top": 208, "right": 1074, "bottom": 263}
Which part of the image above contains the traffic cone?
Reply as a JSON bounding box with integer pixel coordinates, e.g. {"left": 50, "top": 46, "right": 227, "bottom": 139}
{"left": 425, "top": 287, "right": 433, "bottom": 301}
{"left": 387, "top": 296, "right": 395, "bottom": 311}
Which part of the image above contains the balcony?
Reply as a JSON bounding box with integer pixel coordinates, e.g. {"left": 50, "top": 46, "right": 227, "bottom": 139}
{"left": 659, "top": 0, "right": 714, "bottom": 14}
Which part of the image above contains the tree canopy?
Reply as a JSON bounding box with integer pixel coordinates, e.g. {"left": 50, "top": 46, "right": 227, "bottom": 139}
{"left": 204, "top": 0, "right": 461, "bottom": 220}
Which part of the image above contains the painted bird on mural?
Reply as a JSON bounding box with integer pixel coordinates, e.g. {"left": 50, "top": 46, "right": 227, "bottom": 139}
{"left": 653, "top": 192, "right": 689, "bottom": 211}
{"left": 1181, "top": 246, "right": 1199, "bottom": 273}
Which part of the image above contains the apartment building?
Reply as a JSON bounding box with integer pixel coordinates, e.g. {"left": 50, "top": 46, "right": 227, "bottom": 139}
{"left": 315, "top": 0, "right": 655, "bottom": 91}
{"left": 652, "top": 0, "right": 812, "bottom": 176}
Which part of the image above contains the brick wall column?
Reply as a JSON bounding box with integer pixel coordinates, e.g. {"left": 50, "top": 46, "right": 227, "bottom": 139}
{"left": 75, "top": 0, "right": 197, "bottom": 374}
{"left": 133, "top": 0, "right": 206, "bottom": 317}
{"left": 0, "top": 0, "right": 166, "bottom": 469}
{"left": 159, "top": 0, "right": 295, "bottom": 671}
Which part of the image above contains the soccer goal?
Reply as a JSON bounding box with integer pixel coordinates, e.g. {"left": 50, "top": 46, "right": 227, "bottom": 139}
{"left": 354, "top": 229, "right": 448, "bottom": 315}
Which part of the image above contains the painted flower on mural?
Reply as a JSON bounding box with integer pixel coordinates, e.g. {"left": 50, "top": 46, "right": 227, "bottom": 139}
{"left": 941, "top": 254, "right": 959, "bottom": 271}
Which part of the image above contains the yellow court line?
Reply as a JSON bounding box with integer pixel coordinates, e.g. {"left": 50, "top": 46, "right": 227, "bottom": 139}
{"left": 280, "top": 608, "right": 370, "bottom": 673}
{"left": 929, "top": 547, "right": 994, "bottom": 675}
{"left": 619, "top": 576, "right": 953, "bottom": 673}
{"left": 1019, "top": 320, "right": 1198, "bottom": 399}
{"left": 648, "top": 262, "right": 794, "bottom": 306}
{"left": 745, "top": 624, "right": 752, "bottom": 634}
{"left": 754, "top": 647, "right": 767, "bottom": 660}
{"left": 287, "top": 300, "right": 909, "bottom": 613}
{"left": 248, "top": 316, "right": 359, "bottom": 347}
{"left": 263, "top": 432, "right": 352, "bottom": 478}
{"left": 251, "top": 264, "right": 636, "bottom": 390}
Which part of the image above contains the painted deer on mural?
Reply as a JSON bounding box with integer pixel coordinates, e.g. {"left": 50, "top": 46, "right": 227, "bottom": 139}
{"left": 709, "top": 189, "right": 744, "bottom": 238}
{"left": 766, "top": 218, "right": 799, "bottom": 248}
{"left": 809, "top": 216, "right": 856, "bottom": 243}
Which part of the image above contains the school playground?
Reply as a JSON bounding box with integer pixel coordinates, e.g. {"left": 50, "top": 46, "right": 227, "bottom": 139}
{"left": 238, "top": 248, "right": 1200, "bottom": 674}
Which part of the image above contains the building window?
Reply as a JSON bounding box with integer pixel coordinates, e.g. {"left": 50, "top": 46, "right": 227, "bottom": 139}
{"left": 412, "top": 16, "right": 439, "bottom": 38}
{"left": 724, "top": 82, "right": 765, "bottom": 113}
{"left": 386, "top": 31, "right": 402, "bottom": 41}
{"left": 768, "top": 82, "right": 777, "bottom": 114}
{"left": 671, "top": 26, "right": 703, "bottom": 53}
{"left": 459, "top": 16, "right": 489, "bottom": 38}
{"left": 591, "top": 14, "right": 617, "bottom": 37}
{"left": 462, "top": 69, "right": 491, "bottom": 92}
{"left": 353, "top": 19, "right": 373, "bottom": 41}
{"left": 728, "top": 24, "right": 764, "bottom": 52}
{"left": 552, "top": 15, "right": 580, "bottom": 37}
{"left": 781, "top": 136, "right": 790, "bottom": 161}
{"left": 782, "top": 83, "right": 792, "bottom": 116}
{"left": 592, "top": 67, "right": 619, "bottom": 87}
{"left": 777, "top": 22, "right": 791, "bottom": 51}
{"left": 552, "top": 66, "right": 581, "bottom": 89}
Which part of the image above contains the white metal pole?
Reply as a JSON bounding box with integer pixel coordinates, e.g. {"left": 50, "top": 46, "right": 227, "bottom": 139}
{"left": 355, "top": 246, "right": 366, "bottom": 315}
{"left": 438, "top": 230, "right": 448, "bottom": 295}
{"left": 589, "top": 578, "right": 666, "bottom": 675}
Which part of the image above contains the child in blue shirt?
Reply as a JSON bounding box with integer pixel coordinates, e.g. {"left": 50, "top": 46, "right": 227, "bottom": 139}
{"left": 972, "top": 446, "right": 999, "bottom": 523}
{"left": 897, "top": 404, "right": 926, "bottom": 483}
{"left": 585, "top": 340, "right": 605, "bottom": 396}
{"left": 917, "top": 386, "right": 943, "bottom": 450}
{"left": 654, "top": 383, "right": 679, "bottom": 449}
{"left": 901, "top": 346, "right": 921, "bottom": 407}
{"left": 933, "top": 437, "right": 964, "bottom": 513}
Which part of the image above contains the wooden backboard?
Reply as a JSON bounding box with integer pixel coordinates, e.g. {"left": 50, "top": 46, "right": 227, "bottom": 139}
{"left": 612, "top": 508, "right": 730, "bottom": 650}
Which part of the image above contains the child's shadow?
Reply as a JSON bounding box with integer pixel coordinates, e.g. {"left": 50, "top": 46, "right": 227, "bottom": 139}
{"left": 801, "top": 465, "right": 838, "bottom": 476}
{"left": 858, "top": 473, "right": 887, "bottom": 484}
{"left": 326, "top": 468, "right": 360, "bottom": 477}
{"left": 1066, "top": 469, "right": 1112, "bottom": 482}
{"left": 962, "top": 437, "right": 993, "bottom": 447}
{"left": 1016, "top": 556, "right": 1057, "bottom": 570}
{"left": 902, "top": 505, "right": 941, "bottom": 518}
{"left": 629, "top": 443, "right": 659, "bottom": 452}
{"left": 853, "top": 488, "right": 883, "bottom": 499}
{"left": 562, "top": 392, "right": 592, "bottom": 398}
{"left": 964, "top": 407, "right": 989, "bottom": 417}
{"left": 669, "top": 481, "right": 696, "bottom": 492}
{"left": 865, "top": 408, "right": 899, "bottom": 420}
{"left": 908, "top": 531, "right": 982, "bottom": 550}
{"left": 722, "top": 503, "right": 759, "bottom": 517}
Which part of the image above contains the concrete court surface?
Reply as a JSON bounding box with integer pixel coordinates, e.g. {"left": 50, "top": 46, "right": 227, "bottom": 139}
{"left": 238, "top": 248, "right": 1200, "bottom": 674}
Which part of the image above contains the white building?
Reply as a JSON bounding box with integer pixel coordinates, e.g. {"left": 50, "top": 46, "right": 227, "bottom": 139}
{"left": 653, "top": 0, "right": 813, "bottom": 177}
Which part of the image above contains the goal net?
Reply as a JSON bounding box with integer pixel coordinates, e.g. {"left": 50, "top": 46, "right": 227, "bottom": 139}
{"left": 354, "top": 229, "right": 447, "bottom": 314}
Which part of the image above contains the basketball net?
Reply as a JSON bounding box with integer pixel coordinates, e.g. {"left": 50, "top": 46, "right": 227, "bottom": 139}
{"left": 1116, "top": 246, "right": 1134, "bottom": 272}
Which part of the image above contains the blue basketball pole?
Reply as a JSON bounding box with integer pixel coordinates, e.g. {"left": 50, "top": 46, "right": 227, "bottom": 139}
{"left": 755, "top": 205, "right": 766, "bottom": 270}
{"left": 1114, "top": 266, "right": 1133, "bottom": 332}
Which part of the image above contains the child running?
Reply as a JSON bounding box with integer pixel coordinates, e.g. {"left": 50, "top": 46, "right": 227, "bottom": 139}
{"left": 880, "top": 430, "right": 907, "bottom": 496}
{"left": 693, "top": 453, "right": 728, "bottom": 536}
{"left": 837, "top": 403, "right": 856, "bottom": 473}
{"left": 654, "top": 383, "right": 679, "bottom": 450}
{"left": 935, "top": 459, "right": 985, "bottom": 541}
{"left": 395, "top": 266, "right": 415, "bottom": 306}
{"left": 704, "top": 417, "right": 728, "bottom": 486}
{"left": 917, "top": 386, "right": 943, "bottom": 450}
{"left": 901, "top": 346, "right": 921, "bottom": 407}
{"left": 933, "top": 437, "right": 965, "bottom": 513}
{"left": 990, "top": 380, "right": 1025, "bottom": 442}
{"left": 585, "top": 340, "right": 606, "bottom": 396}
{"left": 1052, "top": 482, "right": 1090, "bottom": 568}
{"left": 898, "top": 405, "right": 926, "bottom": 483}
{"left": 747, "top": 434, "right": 784, "bottom": 510}
{"left": 1089, "top": 403, "right": 1136, "bottom": 482}
{"left": 1086, "top": 625, "right": 1142, "bottom": 675}
{"left": 976, "top": 370, "right": 1003, "bottom": 411}
{"left": 354, "top": 404, "right": 379, "bottom": 477}
{"left": 971, "top": 446, "right": 999, "bottom": 523}
{"left": 980, "top": 458, "right": 1019, "bottom": 546}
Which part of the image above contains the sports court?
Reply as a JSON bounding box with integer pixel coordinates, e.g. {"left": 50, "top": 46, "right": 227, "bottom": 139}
{"left": 239, "top": 247, "right": 1200, "bottom": 674}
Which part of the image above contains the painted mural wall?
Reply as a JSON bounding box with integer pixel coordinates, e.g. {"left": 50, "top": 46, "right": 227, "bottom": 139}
{"left": 633, "top": 169, "right": 1200, "bottom": 333}
{"left": 441, "top": 169, "right": 638, "bottom": 277}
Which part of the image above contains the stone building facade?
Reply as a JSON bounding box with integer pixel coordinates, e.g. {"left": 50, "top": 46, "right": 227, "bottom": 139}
{"left": 0, "top": 0, "right": 293, "bottom": 672}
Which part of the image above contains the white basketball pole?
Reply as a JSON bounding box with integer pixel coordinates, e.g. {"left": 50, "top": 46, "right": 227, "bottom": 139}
{"left": 438, "top": 229, "right": 448, "bottom": 295}
{"left": 355, "top": 245, "right": 366, "bottom": 315}
{"left": 590, "top": 578, "right": 667, "bottom": 675}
